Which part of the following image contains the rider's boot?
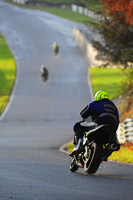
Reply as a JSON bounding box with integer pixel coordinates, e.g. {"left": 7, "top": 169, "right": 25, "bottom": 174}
{"left": 69, "top": 138, "right": 83, "bottom": 156}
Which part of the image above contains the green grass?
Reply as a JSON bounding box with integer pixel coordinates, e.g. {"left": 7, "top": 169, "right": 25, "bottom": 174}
{"left": 108, "top": 145, "right": 133, "bottom": 163}
{"left": 78, "top": 0, "right": 103, "bottom": 12}
{"left": 43, "top": 7, "right": 101, "bottom": 26}
{"left": 90, "top": 67, "right": 128, "bottom": 100}
{"left": 0, "top": 34, "right": 16, "bottom": 116}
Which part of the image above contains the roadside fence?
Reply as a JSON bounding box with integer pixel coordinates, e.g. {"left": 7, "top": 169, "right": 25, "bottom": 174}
{"left": 13, "top": 0, "right": 27, "bottom": 4}
{"left": 117, "top": 118, "right": 133, "bottom": 144}
{"left": 71, "top": 4, "right": 104, "bottom": 21}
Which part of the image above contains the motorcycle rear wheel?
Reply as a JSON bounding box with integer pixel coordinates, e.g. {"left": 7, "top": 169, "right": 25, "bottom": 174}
{"left": 84, "top": 142, "right": 102, "bottom": 174}
{"left": 69, "top": 156, "right": 79, "bottom": 172}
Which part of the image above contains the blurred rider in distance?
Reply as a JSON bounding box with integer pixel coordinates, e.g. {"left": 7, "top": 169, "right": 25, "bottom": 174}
{"left": 52, "top": 42, "right": 58, "bottom": 52}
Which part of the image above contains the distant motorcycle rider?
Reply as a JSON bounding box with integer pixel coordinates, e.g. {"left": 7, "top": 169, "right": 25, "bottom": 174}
{"left": 71, "top": 90, "right": 120, "bottom": 155}
{"left": 52, "top": 42, "right": 59, "bottom": 53}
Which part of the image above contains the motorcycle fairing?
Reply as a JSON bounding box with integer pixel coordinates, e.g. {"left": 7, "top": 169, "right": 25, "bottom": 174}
{"left": 85, "top": 124, "right": 111, "bottom": 144}
{"left": 85, "top": 125, "right": 106, "bottom": 136}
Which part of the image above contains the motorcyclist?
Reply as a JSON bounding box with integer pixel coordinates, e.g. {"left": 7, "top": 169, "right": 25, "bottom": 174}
{"left": 52, "top": 42, "right": 59, "bottom": 52}
{"left": 71, "top": 90, "right": 120, "bottom": 155}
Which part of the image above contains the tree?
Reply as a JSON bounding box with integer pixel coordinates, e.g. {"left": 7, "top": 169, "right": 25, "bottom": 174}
{"left": 104, "top": 0, "right": 133, "bottom": 27}
{"left": 93, "top": 0, "right": 133, "bottom": 66}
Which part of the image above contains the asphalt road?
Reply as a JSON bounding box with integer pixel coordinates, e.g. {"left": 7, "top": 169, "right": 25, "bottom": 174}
{"left": 0, "top": 1, "right": 133, "bottom": 200}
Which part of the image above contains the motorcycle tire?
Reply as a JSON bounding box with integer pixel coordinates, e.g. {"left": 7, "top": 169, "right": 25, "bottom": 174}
{"left": 69, "top": 156, "right": 79, "bottom": 172}
{"left": 84, "top": 142, "right": 102, "bottom": 174}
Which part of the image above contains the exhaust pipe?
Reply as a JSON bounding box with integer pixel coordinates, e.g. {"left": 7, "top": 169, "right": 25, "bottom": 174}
{"left": 110, "top": 144, "right": 118, "bottom": 150}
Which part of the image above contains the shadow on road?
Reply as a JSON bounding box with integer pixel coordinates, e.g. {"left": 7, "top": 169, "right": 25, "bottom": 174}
{"left": 73, "top": 171, "right": 132, "bottom": 181}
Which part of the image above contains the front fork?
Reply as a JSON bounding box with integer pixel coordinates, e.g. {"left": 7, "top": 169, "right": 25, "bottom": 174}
{"left": 82, "top": 140, "right": 93, "bottom": 162}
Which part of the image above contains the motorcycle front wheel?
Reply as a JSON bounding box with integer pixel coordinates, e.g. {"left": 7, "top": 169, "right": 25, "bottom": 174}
{"left": 69, "top": 156, "right": 79, "bottom": 172}
{"left": 84, "top": 142, "right": 102, "bottom": 174}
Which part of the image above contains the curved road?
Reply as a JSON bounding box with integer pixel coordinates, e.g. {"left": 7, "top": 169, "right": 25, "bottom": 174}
{"left": 0, "top": 1, "right": 133, "bottom": 200}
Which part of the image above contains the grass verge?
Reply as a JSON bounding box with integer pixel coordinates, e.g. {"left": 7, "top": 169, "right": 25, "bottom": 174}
{"left": 65, "top": 143, "right": 133, "bottom": 164}
{"left": 89, "top": 67, "right": 129, "bottom": 100}
{"left": 108, "top": 143, "right": 133, "bottom": 163}
{"left": 0, "top": 33, "right": 16, "bottom": 116}
{"left": 42, "top": 7, "right": 101, "bottom": 27}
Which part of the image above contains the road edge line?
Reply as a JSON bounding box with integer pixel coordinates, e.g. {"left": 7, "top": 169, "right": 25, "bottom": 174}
{"left": 59, "top": 141, "right": 73, "bottom": 154}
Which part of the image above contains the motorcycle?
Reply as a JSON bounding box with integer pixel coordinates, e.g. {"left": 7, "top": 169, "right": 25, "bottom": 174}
{"left": 69, "top": 122, "right": 118, "bottom": 174}
{"left": 40, "top": 65, "right": 48, "bottom": 82}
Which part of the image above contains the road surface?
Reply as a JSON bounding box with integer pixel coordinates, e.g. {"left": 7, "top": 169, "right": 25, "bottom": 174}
{"left": 0, "top": 1, "right": 133, "bottom": 200}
